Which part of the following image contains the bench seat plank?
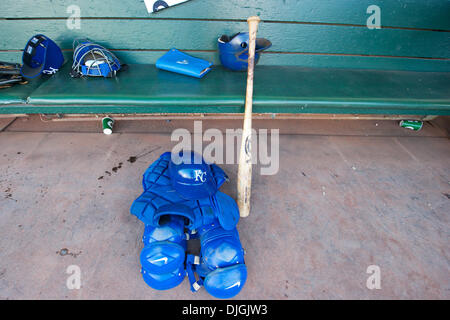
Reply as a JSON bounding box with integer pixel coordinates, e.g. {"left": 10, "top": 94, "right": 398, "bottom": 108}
{"left": 0, "top": 77, "right": 48, "bottom": 105}
{"left": 2, "top": 64, "right": 447, "bottom": 115}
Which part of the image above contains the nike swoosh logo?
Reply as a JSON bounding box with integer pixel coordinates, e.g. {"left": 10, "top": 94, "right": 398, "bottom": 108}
{"left": 151, "top": 257, "right": 168, "bottom": 264}
{"left": 225, "top": 281, "right": 241, "bottom": 290}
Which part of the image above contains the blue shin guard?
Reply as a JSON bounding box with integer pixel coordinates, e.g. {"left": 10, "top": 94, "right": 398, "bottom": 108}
{"left": 186, "top": 220, "right": 247, "bottom": 299}
{"left": 140, "top": 215, "right": 187, "bottom": 290}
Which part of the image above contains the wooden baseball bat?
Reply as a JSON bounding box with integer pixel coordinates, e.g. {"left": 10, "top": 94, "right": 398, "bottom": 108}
{"left": 237, "top": 16, "right": 260, "bottom": 218}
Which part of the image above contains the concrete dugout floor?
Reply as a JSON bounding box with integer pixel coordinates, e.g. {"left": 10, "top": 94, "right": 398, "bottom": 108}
{"left": 0, "top": 116, "right": 449, "bottom": 300}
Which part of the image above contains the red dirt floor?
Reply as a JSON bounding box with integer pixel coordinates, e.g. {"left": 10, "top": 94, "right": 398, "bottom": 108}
{"left": 0, "top": 116, "right": 449, "bottom": 299}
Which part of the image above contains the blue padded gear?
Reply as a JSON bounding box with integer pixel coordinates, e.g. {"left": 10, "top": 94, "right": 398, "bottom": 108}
{"left": 203, "top": 265, "right": 248, "bottom": 299}
{"left": 212, "top": 191, "right": 240, "bottom": 231}
{"left": 209, "top": 164, "right": 228, "bottom": 190}
{"left": 142, "top": 151, "right": 228, "bottom": 196}
{"left": 169, "top": 150, "right": 220, "bottom": 200}
{"left": 139, "top": 215, "right": 187, "bottom": 290}
{"left": 199, "top": 223, "right": 245, "bottom": 270}
{"left": 141, "top": 241, "right": 185, "bottom": 275}
{"left": 131, "top": 151, "right": 243, "bottom": 296}
{"left": 131, "top": 189, "right": 239, "bottom": 231}
{"left": 142, "top": 152, "right": 172, "bottom": 191}
{"left": 186, "top": 220, "right": 247, "bottom": 299}
{"left": 142, "top": 214, "right": 187, "bottom": 246}
{"left": 141, "top": 266, "right": 186, "bottom": 291}
{"left": 130, "top": 151, "right": 238, "bottom": 231}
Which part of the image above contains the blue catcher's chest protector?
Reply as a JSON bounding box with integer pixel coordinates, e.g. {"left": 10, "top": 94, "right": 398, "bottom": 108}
{"left": 130, "top": 151, "right": 239, "bottom": 232}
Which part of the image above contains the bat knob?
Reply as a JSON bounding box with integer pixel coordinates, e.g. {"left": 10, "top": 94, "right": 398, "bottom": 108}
{"left": 247, "top": 16, "right": 261, "bottom": 24}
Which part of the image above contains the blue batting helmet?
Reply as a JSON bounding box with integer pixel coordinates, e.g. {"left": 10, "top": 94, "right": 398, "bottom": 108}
{"left": 218, "top": 32, "right": 271, "bottom": 71}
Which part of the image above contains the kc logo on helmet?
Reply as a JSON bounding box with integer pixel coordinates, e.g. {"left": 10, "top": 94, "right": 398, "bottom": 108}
{"left": 194, "top": 170, "right": 207, "bottom": 182}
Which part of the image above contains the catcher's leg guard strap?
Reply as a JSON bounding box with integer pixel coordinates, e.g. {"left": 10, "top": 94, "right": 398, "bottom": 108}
{"left": 186, "top": 254, "right": 203, "bottom": 292}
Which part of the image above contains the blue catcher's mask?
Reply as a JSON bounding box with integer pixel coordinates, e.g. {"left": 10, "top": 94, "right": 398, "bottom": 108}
{"left": 218, "top": 32, "right": 271, "bottom": 71}
{"left": 20, "top": 34, "right": 64, "bottom": 79}
{"left": 71, "top": 39, "right": 122, "bottom": 78}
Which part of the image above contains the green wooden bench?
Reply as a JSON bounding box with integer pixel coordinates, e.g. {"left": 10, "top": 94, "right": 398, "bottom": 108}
{"left": 1, "top": 0, "right": 449, "bottom": 117}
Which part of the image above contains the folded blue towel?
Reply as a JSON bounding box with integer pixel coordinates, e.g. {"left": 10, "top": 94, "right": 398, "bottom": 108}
{"left": 156, "top": 49, "right": 212, "bottom": 78}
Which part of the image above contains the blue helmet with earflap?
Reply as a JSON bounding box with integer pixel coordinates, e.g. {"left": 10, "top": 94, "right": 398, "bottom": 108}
{"left": 70, "top": 39, "right": 122, "bottom": 78}
{"left": 218, "top": 32, "right": 271, "bottom": 71}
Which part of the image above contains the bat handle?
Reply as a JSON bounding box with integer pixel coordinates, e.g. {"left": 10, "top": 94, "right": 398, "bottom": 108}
{"left": 246, "top": 16, "right": 260, "bottom": 73}
{"left": 247, "top": 16, "right": 261, "bottom": 30}
{"left": 244, "top": 16, "right": 260, "bottom": 120}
